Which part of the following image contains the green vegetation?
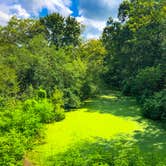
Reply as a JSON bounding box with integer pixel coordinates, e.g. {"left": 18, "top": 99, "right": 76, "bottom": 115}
{"left": 102, "top": 0, "right": 166, "bottom": 120}
{"left": 28, "top": 92, "right": 166, "bottom": 165}
{"left": 142, "top": 90, "right": 166, "bottom": 121}
{"left": 45, "top": 140, "right": 166, "bottom": 166}
{"left": 0, "top": 89, "right": 65, "bottom": 165}
{"left": 0, "top": 0, "right": 165, "bottom": 165}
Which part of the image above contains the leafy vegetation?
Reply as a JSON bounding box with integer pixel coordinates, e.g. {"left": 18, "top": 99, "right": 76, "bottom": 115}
{"left": 102, "top": 0, "right": 166, "bottom": 120}
{"left": 0, "top": 12, "right": 106, "bottom": 165}
{"left": 47, "top": 140, "right": 166, "bottom": 166}
{"left": 142, "top": 90, "right": 166, "bottom": 121}
{"left": 0, "top": 89, "right": 65, "bottom": 165}
{"left": 0, "top": 0, "right": 165, "bottom": 165}
{"left": 28, "top": 92, "right": 166, "bottom": 166}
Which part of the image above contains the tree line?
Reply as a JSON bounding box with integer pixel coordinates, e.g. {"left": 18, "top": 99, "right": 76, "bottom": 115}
{"left": 102, "top": 0, "right": 166, "bottom": 121}
{"left": 0, "top": 0, "right": 165, "bottom": 165}
{"left": 0, "top": 13, "right": 106, "bottom": 165}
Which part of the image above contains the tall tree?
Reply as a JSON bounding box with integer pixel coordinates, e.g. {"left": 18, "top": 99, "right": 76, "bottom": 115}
{"left": 102, "top": 0, "right": 165, "bottom": 87}
{"left": 40, "top": 13, "right": 65, "bottom": 47}
{"left": 63, "top": 16, "right": 81, "bottom": 46}
{"left": 40, "top": 13, "right": 81, "bottom": 47}
{"left": 0, "top": 16, "right": 45, "bottom": 46}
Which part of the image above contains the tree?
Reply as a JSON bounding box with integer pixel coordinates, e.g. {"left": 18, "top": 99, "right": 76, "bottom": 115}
{"left": 79, "top": 40, "right": 107, "bottom": 98}
{"left": 102, "top": 0, "right": 165, "bottom": 88}
{"left": 63, "top": 16, "right": 81, "bottom": 46}
{"left": 0, "top": 16, "right": 45, "bottom": 46}
{"left": 40, "top": 13, "right": 65, "bottom": 47}
{"left": 118, "top": 0, "right": 130, "bottom": 22}
{"left": 0, "top": 63, "right": 19, "bottom": 97}
{"left": 40, "top": 13, "right": 81, "bottom": 47}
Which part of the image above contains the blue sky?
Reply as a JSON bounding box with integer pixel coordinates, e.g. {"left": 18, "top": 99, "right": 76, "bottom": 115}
{"left": 0, "top": 0, "right": 122, "bottom": 39}
{"left": 70, "top": 0, "right": 79, "bottom": 17}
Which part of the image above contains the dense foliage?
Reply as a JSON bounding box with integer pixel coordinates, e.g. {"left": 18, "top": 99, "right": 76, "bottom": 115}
{"left": 0, "top": 13, "right": 106, "bottom": 165}
{"left": 0, "top": 0, "right": 165, "bottom": 165}
{"left": 0, "top": 89, "right": 65, "bottom": 165}
{"left": 47, "top": 140, "right": 166, "bottom": 166}
{"left": 142, "top": 90, "right": 166, "bottom": 121}
{"left": 102, "top": 0, "right": 166, "bottom": 120}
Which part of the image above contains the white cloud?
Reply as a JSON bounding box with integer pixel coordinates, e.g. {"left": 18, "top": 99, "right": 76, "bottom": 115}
{"left": 11, "top": 4, "right": 30, "bottom": 18}
{"left": 77, "top": 16, "right": 105, "bottom": 31}
{"left": 0, "top": 3, "right": 30, "bottom": 26}
{"left": 78, "top": 0, "right": 123, "bottom": 39}
{"left": 0, "top": 0, "right": 72, "bottom": 26}
{"left": 79, "top": 0, "right": 122, "bottom": 20}
{"left": 77, "top": 16, "right": 105, "bottom": 39}
{"left": 86, "top": 33, "right": 99, "bottom": 40}
{"left": 0, "top": 11, "right": 11, "bottom": 26}
{"left": 0, "top": 0, "right": 122, "bottom": 39}
{"left": 19, "top": 0, "right": 72, "bottom": 17}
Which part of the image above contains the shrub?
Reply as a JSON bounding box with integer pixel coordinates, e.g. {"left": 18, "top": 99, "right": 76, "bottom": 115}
{"left": 0, "top": 106, "right": 43, "bottom": 166}
{"left": 142, "top": 90, "right": 166, "bottom": 121}
{"left": 23, "top": 98, "right": 55, "bottom": 123}
{"left": 54, "top": 105, "right": 65, "bottom": 122}
{"left": 12, "top": 108, "right": 42, "bottom": 139}
{"left": 51, "top": 88, "right": 65, "bottom": 121}
{"left": 0, "top": 130, "right": 26, "bottom": 166}
{"left": 81, "top": 82, "right": 99, "bottom": 100}
{"left": 0, "top": 95, "right": 65, "bottom": 166}
{"left": 23, "top": 99, "right": 37, "bottom": 112}
{"left": 0, "top": 92, "right": 66, "bottom": 166}
{"left": 52, "top": 88, "right": 64, "bottom": 107}
{"left": 37, "top": 88, "right": 47, "bottom": 99}
{"left": 0, "top": 110, "right": 13, "bottom": 134}
{"left": 46, "top": 140, "right": 166, "bottom": 166}
{"left": 23, "top": 90, "right": 66, "bottom": 123}
{"left": 122, "top": 78, "right": 134, "bottom": 96}
{"left": 33, "top": 99, "right": 55, "bottom": 123}
{"left": 131, "top": 66, "right": 164, "bottom": 100}
{"left": 64, "top": 90, "right": 81, "bottom": 108}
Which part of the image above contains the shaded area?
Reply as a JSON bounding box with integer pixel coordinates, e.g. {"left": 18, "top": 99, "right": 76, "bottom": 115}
{"left": 84, "top": 91, "right": 142, "bottom": 119}
{"left": 133, "top": 121, "right": 166, "bottom": 154}
{"left": 46, "top": 138, "right": 166, "bottom": 166}
{"left": 28, "top": 91, "right": 166, "bottom": 165}
{"left": 84, "top": 91, "right": 166, "bottom": 155}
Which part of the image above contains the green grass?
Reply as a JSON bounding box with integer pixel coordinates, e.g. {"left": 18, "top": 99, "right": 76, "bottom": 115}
{"left": 28, "top": 91, "right": 166, "bottom": 165}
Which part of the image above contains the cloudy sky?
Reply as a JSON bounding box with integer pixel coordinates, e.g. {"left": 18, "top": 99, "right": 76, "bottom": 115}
{"left": 0, "top": 0, "right": 122, "bottom": 39}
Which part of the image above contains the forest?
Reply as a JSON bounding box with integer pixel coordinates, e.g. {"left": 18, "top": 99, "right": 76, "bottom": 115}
{"left": 0, "top": 0, "right": 165, "bottom": 165}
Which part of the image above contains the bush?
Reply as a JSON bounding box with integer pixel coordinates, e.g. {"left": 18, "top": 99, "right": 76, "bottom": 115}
{"left": 12, "top": 108, "right": 42, "bottom": 139}
{"left": 51, "top": 88, "right": 65, "bottom": 121}
{"left": 34, "top": 99, "right": 55, "bottom": 123}
{"left": 23, "top": 88, "right": 66, "bottom": 123}
{"left": 46, "top": 140, "right": 166, "bottom": 166}
{"left": 52, "top": 88, "right": 64, "bottom": 107}
{"left": 54, "top": 105, "right": 65, "bottom": 122}
{"left": 0, "top": 93, "right": 66, "bottom": 166}
{"left": 23, "top": 98, "right": 55, "bottom": 123}
{"left": 64, "top": 90, "right": 81, "bottom": 108}
{"left": 0, "top": 130, "right": 26, "bottom": 166}
{"left": 81, "top": 82, "right": 99, "bottom": 100}
{"left": 122, "top": 78, "right": 134, "bottom": 96}
{"left": 0, "top": 105, "right": 43, "bottom": 166}
{"left": 142, "top": 90, "right": 166, "bottom": 121}
{"left": 131, "top": 66, "right": 164, "bottom": 100}
{"left": 37, "top": 88, "right": 47, "bottom": 99}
